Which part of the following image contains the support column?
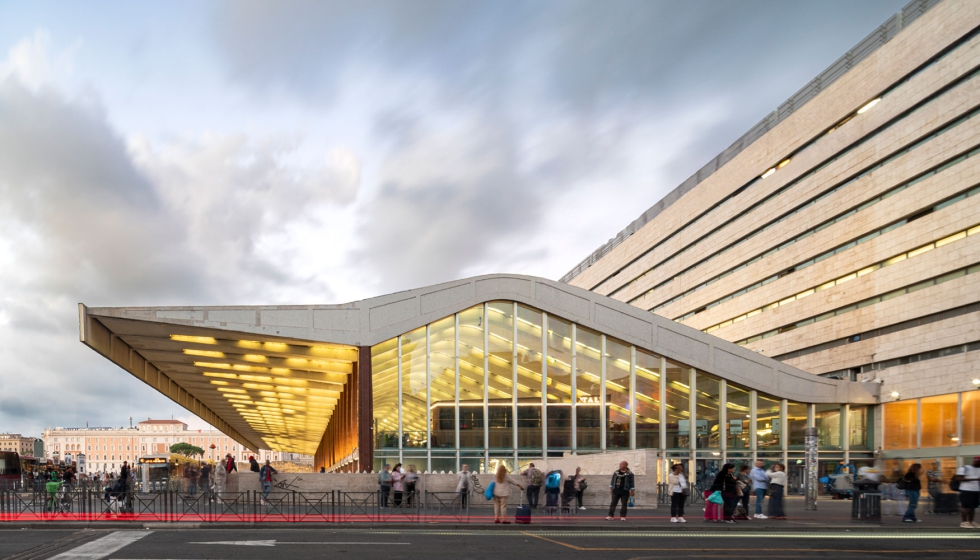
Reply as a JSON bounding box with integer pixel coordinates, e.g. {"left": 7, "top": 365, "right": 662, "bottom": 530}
{"left": 357, "top": 345, "right": 373, "bottom": 472}
{"left": 749, "top": 390, "right": 758, "bottom": 463}
{"left": 842, "top": 404, "right": 850, "bottom": 465}
{"left": 398, "top": 335, "right": 403, "bottom": 465}
{"left": 541, "top": 313, "right": 549, "bottom": 457}
{"left": 512, "top": 302, "right": 519, "bottom": 465}
{"left": 484, "top": 303, "right": 490, "bottom": 473}
{"left": 630, "top": 346, "right": 637, "bottom": 451}
{"left": 659, "top": 357, "right": 667, "bottom": 454}
{"left": 454, "top": 313, "right": 460, "bottom": 472}
{"left": 426, "top": 325, "right": 432, "bottom": 473}
{"left": 688, "top": 368, "right": 696, "bottom": 457}
{"left": 600, "top": 335, "right": 607, "bottom": 452}
{"left": 571, "top": 324, "right": 578, "bottom": 454}
{"left": 719, "top": 380, "right": 727, "bottom": 465}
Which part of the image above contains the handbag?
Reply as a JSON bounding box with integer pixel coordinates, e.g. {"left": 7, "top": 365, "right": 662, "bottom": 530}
{"left": 484, "top": 481, "right": 495, "bottom": 501}
{"left": 579, "top": 480, "right": 588, "bottom": 491}
{"left": 682, "top": 486, "right": 690, "bottom": 496}
{"left": 707, "top": 491, "right": 724, "bottom": 505}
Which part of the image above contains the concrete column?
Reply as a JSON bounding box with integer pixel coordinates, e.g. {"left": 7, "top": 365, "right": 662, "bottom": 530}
{"left": 483, "top": 303, "right": 490, "bottom": 473}
{"left": 689, "top": 368, "right": 696, "bottom": 456}
{"left": 749, "top": 390, "right": 758, "bottom": 463}
{"left": 842, "top": 404, "right": 850, "bottom": 465}
{"left": 781, "top": 399, "right": 788, "bottom": 471}
{"left": 397, "top": 334, "right": 403, "bottom": 464}
{"left": 541, "top": 312, "right": 549, "bottom": 457}
{"left": 512, "top": 302, "right": 518, "bottom": 458}
{"left": 600, "top": 335, "right": 607, "bottom": 452}
{"left": 454, "top": 313, "right": 460, "bottom": 471}
{"left": 630, "top": 346, "right": 637, "bottom": 451}
{"left": 659, "top": 357, "right": 667, "bottom": 453}
{"left": 571, "top": 323, "right": 578, "bottom": 454}
{"left": 426, "top": 325, "right": 432, "bottom": 473}
{"left": 719, "top": 380, "right": 727, "bottom": 465}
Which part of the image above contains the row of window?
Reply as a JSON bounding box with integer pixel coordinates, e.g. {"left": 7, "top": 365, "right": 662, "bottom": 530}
{"left": 884, "top": 391, "right": 980, "bottom": 450}
{"left": 704, "top": 219, "right": 980, "bottom": 334}
{"left": 597, "top": 36, "right": 980, "bottom": 298}
{"left": 734, "top": 263, "right": 980, "bottom": 346}
{"left": 668, "top": 139, "right": 980, "bottom": 320}
{"left": 821, "top": 341, "right": 980, "bottom": 381}
{"left": 371, "top": 302, "right": 870, "bottom": 454}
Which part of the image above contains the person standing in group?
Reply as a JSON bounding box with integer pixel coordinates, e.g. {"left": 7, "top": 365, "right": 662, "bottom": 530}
{"left": 736, "top": 465, "right": 752, "bottom": 518}
{"left": 668, "top": 463, "right": 689, "bottom": 523}
{"left": 710, "top": 463, "right": 740, "bottom": 524}
{"left": 522, "top": 463, "right": 543, "bottom": 508}
{"left": 750, "top": 460, "right": 769, "bottom": 519}
{"left": 249, "top": 456, "right": 260, "bottom": 473}
{"left": 259, "top": 459, "right": 277, "bottom": 505}
{"left": 378, "top": 464, "right": 393, "bottom": 508}
{"left": 455, "top": 463, "right": 471, "bottom": 509}
{"left": 606, "top": 461, "right": 635, "bottom": 521}
{"left": 404, "top": 465, "right": 419, "bottom": 508}
{"left": 954, "top": 456, "right": 980, "bottom": 528}
{"left": 391, "top": 463, "right": 404, "bottom": 508}
{"left": 572, "top": 467, "right": 587, "bottom": 510}
{"left": 766, "top": 463, "right": 787, "bottom": 520}
{"left": 490, "top": 464, "right": 524, "bottom": 524}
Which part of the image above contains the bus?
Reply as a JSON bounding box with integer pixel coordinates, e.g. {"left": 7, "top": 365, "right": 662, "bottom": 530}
{"left": 0, "top": 451, "right": 23, "bottom": 490}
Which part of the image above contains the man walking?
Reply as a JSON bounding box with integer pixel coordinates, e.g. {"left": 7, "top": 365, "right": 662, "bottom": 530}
{"left": 259, "top": 459, "right": 277, "bottom": 505}
{"left": 606, "top": 461, "right": 635, "bottom": 521}
{"left": 522, "top": 462, "right": 543, "bottom": 508}
{"left": 378, "top": 464, "right": 393, "bottom": 508}
{"left": 750, "top": 460, "right": 769, "bottom": 519}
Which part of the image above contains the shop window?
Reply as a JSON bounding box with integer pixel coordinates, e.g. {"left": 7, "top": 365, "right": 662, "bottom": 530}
{"left": 921, "top": 394, "right": 958, "bottom": 448}
{"left": 884, "top": 401, "right": 917, "bottom": 450}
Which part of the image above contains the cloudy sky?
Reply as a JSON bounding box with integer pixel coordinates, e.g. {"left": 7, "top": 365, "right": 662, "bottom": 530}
{"left": 0, "top": 0, "right": 907, "bottom": 438}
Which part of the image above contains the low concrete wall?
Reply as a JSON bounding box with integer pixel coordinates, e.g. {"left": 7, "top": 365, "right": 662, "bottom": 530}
{"left": 230, "top": 471, "right": 657, "bottom": 509}
{"left": 534, "top": 449, "right": 659, "bottom": 476}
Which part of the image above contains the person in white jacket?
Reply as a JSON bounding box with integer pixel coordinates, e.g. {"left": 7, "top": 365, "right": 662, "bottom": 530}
{"left": 490, "top": 464, "right": 524, "bottom": 524}
{"left": 766, "top": 463, "right": 788, "bottom": 519}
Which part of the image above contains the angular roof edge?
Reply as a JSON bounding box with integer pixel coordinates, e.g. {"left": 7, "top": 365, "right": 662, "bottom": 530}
{"left": 83, "top": 273, "right": 879, "bottom": 405}
{"left": 558, "top": 0, "right": 941, "bottom": 284}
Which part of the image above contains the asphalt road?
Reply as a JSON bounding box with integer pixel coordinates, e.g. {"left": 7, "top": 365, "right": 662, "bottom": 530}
{"left": 4, "top": 528, "right": 980, "bottom": 560}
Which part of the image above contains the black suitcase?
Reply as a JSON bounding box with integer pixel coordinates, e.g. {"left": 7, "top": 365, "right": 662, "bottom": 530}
{"left": 933, "top": 493, "right": 959, "bottom": 514}
{"left": 516, "top": 496, "right": 531, "bottom": 524}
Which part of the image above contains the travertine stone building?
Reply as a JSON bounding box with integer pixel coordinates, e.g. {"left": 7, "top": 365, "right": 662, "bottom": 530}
{"left": 563, "top": 0, "right": 979, "bottom": 479}
{"left": 0, "top": 433, "right": 37, "bottom": 456}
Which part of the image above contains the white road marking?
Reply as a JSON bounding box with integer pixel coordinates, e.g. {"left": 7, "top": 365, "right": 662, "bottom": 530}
{"left": 50, "top": 531, "right": 152, "bottom": 560}
{"left": 189, "top": 540, "right": 409, "bottom": 546}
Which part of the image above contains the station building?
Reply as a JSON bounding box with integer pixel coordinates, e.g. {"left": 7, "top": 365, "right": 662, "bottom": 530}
{"left": 80, "top": 0, "right": 977, "bottom": 486}
{"left": 562, "top": 0, "right": 980, "bottom": 482}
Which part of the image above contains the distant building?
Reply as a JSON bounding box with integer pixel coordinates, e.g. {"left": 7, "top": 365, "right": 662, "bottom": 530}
{"left": 0, "top": 433, "right": 38, "bottom": 456}
{"left": 42, "top": 419, "right": 311, "bottom": 474}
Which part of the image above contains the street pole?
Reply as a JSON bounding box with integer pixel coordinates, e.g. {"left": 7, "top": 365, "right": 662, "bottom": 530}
{"left": 804, "top": 427, "right": 818, "bottom": 511}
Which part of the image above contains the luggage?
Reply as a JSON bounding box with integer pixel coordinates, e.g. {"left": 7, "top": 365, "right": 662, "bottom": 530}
{"left": 515, "top": 496, "right": 532, "bottom": 524}
{"left": 933, "top": 493, "right": 959, "bottom": 514}
{"left": 703, "top": 490, "right": 723, "bottom": 522}
{"left": 545, "top": 491, "right": 559, "bottom": 508}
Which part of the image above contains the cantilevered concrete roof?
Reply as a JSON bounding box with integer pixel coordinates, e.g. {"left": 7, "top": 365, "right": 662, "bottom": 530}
{"left": 80, "top": 273, "right": 878, "bottom": 454}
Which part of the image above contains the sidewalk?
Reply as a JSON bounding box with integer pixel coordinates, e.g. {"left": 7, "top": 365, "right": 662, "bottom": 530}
{"left": 1, "top": 497, "right": 970, "bottom": 532}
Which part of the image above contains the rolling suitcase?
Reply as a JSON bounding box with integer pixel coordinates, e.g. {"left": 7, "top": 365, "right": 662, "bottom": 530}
{"left": 703, "top": 491, "right": 723, "bottom": 522}
{"left": 515, "top": 495, "right": 532, "bottom": 524}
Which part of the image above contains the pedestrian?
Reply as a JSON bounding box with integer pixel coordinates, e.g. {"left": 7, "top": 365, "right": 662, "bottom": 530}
{"left": 750, "top": 460, "right": 769, "bottom": 519}
{"left": 377, "top": 464, "right": 392, "bottom": 508}
{"left": 259, "top": 459, "right": 277, "bottom": 505}
{"left": 606, "top": 460, "right": 635, "bottom": 521}
{"left": 766, "top": 463, "right": 787, "bottom": 519}
{"left": 667, "top": 463, "right": 688, "bottom": 523}
{"left": 199, "top": 462, "right": 212, "bottom": 502}
{"left": 709, "top": 463, "right": 740, "bottom": 524}
{"left": 455, "top": 463, "right": 471, "bottom": 509}
{"left": 522, "top": 462, "right": 543, "bottom": 508}
{"left": 900, "top": 463, "right": 923, "bottom": 523}
{"left": 736, "top": 465, "right": 752, "bottom": 517}
{"left": 249, "top": 456, "right": 260, "bottom": 473}
{"left": 573, "top": 467, "right": 587, "bottom": 510}
{"left": 404, "top": 465, "right": 418, "bottom": 507}
{"left": 214, "top": 457, "right": 227, "bottom": 498}
{"left": 319, "top": 467, "right": 326, "bottom": 473}
{"left": 954, "top": 456, "right": 980, "bottom": 529}
{"left": 490, "top": 463, "right": 524, "bottom": 524}
{"left": 391, "top": 463, "right": 404, "bottom": 508}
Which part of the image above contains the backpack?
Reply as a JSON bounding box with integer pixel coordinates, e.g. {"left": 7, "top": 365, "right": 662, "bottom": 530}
{"left": 530, "top": 469, "right": 544, "bottom": 486}
{"left": 896, "top": 477, "right": 907, "bottom": 490}
{"left": 546, "top": 471, "right": 561, "bottom": 490}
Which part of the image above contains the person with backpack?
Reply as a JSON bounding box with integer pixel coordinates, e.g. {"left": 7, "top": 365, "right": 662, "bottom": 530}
{"left": 897, "top": 463, "right": 922, "bottom": 523}
{"left": 378, "top": 464, "right": 393, "bottom": 508}
{"left": 606, "top": 461, "right": 635, "bottom": 521}
{"left": 249, "top": 456, "right": 260, "bottom": 473}
{"left": 522, "top": 463, "right": 543, "bottom": 508}
{"left": 953, "top": 456, "right": 980, "bottom": 528}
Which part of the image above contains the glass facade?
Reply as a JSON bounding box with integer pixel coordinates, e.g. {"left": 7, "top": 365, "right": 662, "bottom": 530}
{"left": 369, "top": 301, "right": 871, "bottom": 472}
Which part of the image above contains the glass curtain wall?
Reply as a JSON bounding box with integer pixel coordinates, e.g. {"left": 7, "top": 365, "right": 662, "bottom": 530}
{"left": 369, "top": 301, "right": 853, "bottom": 471}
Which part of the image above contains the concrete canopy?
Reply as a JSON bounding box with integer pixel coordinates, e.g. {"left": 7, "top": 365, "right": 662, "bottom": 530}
{"left": 79, "top": 274, "right": 878, "bottom": 455}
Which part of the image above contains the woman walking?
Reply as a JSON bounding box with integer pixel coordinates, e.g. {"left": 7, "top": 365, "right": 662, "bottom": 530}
{"left": 667, "top": 463, "right": 688, "bottom": 523}
{"left": 766, "top": 463, "right": 787, "bottom": 519}
{"left": 391, "top": 463, "right": 404, "bottom": 508}
{"left": 709, "top": 463, "right": 740, "bottom": 523}
{"left": 490, "top": 464, "right": 524, "bottom": 524}
{"left": 572, "top": 467, "right": 587, "bottom": 510}
{"left": 901, "top": 463, "right": 923, "bottom": 523}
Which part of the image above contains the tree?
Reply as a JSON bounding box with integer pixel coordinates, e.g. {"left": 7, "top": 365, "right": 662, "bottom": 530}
{"left": 170, "top": 442, "right": 205, "bottom": 458}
